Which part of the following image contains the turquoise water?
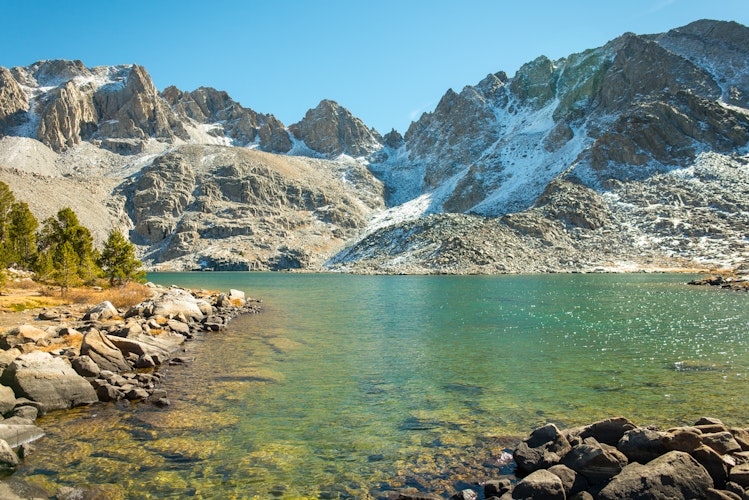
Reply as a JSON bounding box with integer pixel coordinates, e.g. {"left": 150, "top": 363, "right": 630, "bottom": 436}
{"left": 16, "top": 273, "right": 749, "bottom": 498}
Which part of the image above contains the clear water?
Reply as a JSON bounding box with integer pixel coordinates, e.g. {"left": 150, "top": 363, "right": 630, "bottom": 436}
{"left": 15, "top": 273, "right": 749, "bottom": 498}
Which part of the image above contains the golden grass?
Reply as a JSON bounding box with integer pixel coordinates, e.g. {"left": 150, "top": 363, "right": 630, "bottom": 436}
{"left": 65, "top": 282, "right": 154, "bottom": 309}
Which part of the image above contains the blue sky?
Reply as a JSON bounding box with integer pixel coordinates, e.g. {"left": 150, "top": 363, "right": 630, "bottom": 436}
{"left": 2, "top": 0, "right": 748, "bottom": 134}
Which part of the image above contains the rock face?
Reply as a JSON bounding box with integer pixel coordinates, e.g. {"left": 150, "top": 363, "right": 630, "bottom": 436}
{"left": 0, "top": 351, "right": 98, "bottom": 411}
{"left": 0, "top": 19, "right": 748, "bottom": 273}
{"left": 289, "top": 99, "right": 383, "bottom": 157}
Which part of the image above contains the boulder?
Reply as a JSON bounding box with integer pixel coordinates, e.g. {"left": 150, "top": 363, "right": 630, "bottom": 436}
{"left": 83, "top": 301, "right": 119, "bottom": 321}
{"left": 450, "top": 489, "right": 477, "bottom": 500}
{"left": 702, "top": 432, "right": 742, "bottom": 455}
{"left": 484, "top": 479, "right": 513, "bottom": 498}
{"left": 0, "top": 351, "right": 97, "bottom": 411}
{"left": 693, "top": 444, "right": 731, "bottom": 489}
{"left": 80, "top": 329, "right": 130, "bottom": 372}
{"left": 579, "top": 417, "right": 637, "bottom": 446}
{"left": 0, "top": 348, "right": 21, "bottom": 371}
{"left": 71, "top": 355, "right": 101, "bottom": 378}
{"left": 149, "top": 288, "right": 206, "bottom": 320}
{"left": 0, "top": 439, "right": 18, "bottom": 469}
{"left": 0, "top": 424, "right": 44, "bottom": 448}
{"left": 514, "top": 423, "right": 572, "bottom": 474}
{"left": 617, "top": 427, "right": 668, "bottom": 463}
{"left": 562, "top": 437, "right": 628, "bottom": 484}
{"left": 548, "top": 464, "right": 588, "bottom": 497}
{"left": 729, "top": 463, "right": 749, "bottom": 488}
{"left": 0, "top": 325, "right": 48, "bottom": 349}
{"left": 106, "top": 331, "right": 185, "bottom": 361}
{"left": 597, "top": 451, "right": 713, "bottom": 500}
{"left": 0, "top": 384, "right": 17, "bottom": 416}
{"left": 664, "top": 427, "right": 703, "bottom": 453}
{"left": 511, "top": 469, "right": 565, "bottom": 499}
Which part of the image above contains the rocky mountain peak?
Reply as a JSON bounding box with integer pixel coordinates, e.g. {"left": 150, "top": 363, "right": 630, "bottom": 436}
{"left": 289, "top": 99, "right": 382, "bottom": 157}
{"left": 0, "top": 67, "right": 28, "bottom": 133}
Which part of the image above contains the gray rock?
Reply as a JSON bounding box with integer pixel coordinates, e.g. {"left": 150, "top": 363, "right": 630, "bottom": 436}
{"left": 0, "top": 385, "right": 16, "bottom": 416}
{"left": 83, "top": 301, "right": 119, "bottom": 321}
{"left": 579, "top": 416, "right": 637, "bottom": 446}
{"left": 0, "top": 351, "right": 97, "bottom": 411}
{"left": 548, "top": 463, "right": 588, "bottom": 496}
{"left": 617, "top": 427, "right": 668, "bottom": 463}
{"left": 0, "top": 424, "right": 44, "bottom": 448}
{"left": 597, "top": 450, "right": 713, "bottom": 500}
{"left": 0, "top": 325, "right": 49, "bottom": 349}
{"left": 664, "top": 427, "right": 703, "bottom": 453}
{"left": 80, "top": 329, "right": 130, "bottom": 372}
{"left": 106, "top": 331, "right": 184, "bottom": 360}
{"left": 484, "top": 479, "right": 513, "bottom": 498}
{"left": 514, "top": 423, "right": 573, "bottom": 474}
{"left": 451, "top": 489, "right": 477, "bottom": 500}
{"left": 702, "top": 432, "right": 743, "bottom": 455}
{"left": 149, "top": 288, "right": 205, "bottom": 320}
{"left": 693, "top": 445, "right": 731, "bottom": 490}
{"left": 0, "top": 439, "right": 18, "bottom": 469}
{"left": 729, "top": 463, "right": 749, "bottom": 488}
{"left": 71, "top": 355, "right": 101, "bottom": 378}
{"left": 511, "top": 469, "right": 565, "bottom": 499}
{"left": 562, "top": 437, "right": 629, "bottom": 484}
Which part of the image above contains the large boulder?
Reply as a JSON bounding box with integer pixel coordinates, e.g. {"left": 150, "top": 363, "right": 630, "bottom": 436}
{"left": 514, "top": 423, "right": 573, "bottom": 474}
{"left": 106, "top": 331, "right": 185, "bottom": 362}
{"left": 80, "top": 329, "right": 131, "bottom": 372}
{"left": 0, "top": 385, "right": 16, "bottom": 416}
{"left": 511, "top": 469, "right": 565, "bottom": 499}
{"left": 0, "top": 351, "right": 97, "bottom": 411}
{"left": 617, "top": 427, "right": 668, "bottom": 463}
{"left": 83, "top": 301, "right": 119, "bottom": 321}
{"left": 0, "top": 325, "right": 49, "bottom": 349}
{"left": 148, "top": 288, "right": 206, "bottom": 320}
{"left": 597, "top": 451, "right": 713, "bottom": 500}
{"left": 562, "top": 437, "right": 629, "bottom": 485}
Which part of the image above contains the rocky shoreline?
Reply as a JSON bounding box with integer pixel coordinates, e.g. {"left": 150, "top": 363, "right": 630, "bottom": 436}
{"left": 0, "top": 282, "right": 261, "bottom": 498}
{"left": 688, "top": 274, "right": 749, "bottom": 292}
{"left": 390, "top": 416, "right": 749, "bottom": 500}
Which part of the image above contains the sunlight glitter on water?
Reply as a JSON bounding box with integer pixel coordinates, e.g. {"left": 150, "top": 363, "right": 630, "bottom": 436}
{"left": 16, "top": 273, "right": 749, "bottom": 498}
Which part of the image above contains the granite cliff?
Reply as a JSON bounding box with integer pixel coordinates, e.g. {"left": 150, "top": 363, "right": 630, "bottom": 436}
{"left": 0, "top": 19, "right": 746, "bottom": 273}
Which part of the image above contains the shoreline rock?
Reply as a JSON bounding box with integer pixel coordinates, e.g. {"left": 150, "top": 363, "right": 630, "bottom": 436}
{"left": 688, "top": 273, "right": 749, "bottom": 291}
{"left": 0, "top": 282, "right": 261, "bottom": 487}
{"left": 389, "top": 416, "right": 749, "bottom": 500}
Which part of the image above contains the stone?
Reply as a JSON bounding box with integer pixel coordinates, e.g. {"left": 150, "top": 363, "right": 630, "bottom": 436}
{"left": 11, "top": 405, "right": 38, "bottom": 422}
{"left": 548, "top": 464, "right": 588, "bottom": 496}
{"left": 71, "top": 355, "right": 101, "bottom": 378}
{"left": 730, "top": 428, "right": 749, "bottom": 452}
{"left": 451, "top": 489, "right": 477, "bottom": 500}
{"left": 166, "top": 319, "right": 191, "bottom": 335}
{"left": 0, "top": 67, "right": 29, "bottom": 132}
{"left": 664, "top": 427, "right": 703, "bottom": 453}
{"left": 135, "top": 354, "right": 156, "bottom": 368}
{"left": 0, "top": 384, "right": 17, "bottom": 416}
{"left": 693, "top": 444, "right": 731, "bottom": 489}
{"left": 597, "top": 451, "right": 713, "bottom": 500}
{"left": 0, "top": 439, "right": 18, "bottom": 469}
{"left": 0, "top": 351, "right": 98, "bottom": 411}
{"left": 0, "top": 348, "right": 21, "bottom": 371}
{"left": 106, "top": 331, "right": 185, "bottom": 360}
{"left": 729, "top": 463, "right": 749, "bottom": 488}
{"left": 511, "top": 469, "right": 565, "bottom": 499}
{"left": 579, "top": 416, "right": 637, "bottom": 446}
{"left": 562, "top": 437, "right": 628, "bottom": 484}
{"left": 83, "top": 301, "right": 119, "bottom": 321}
{"left": 484, "top": 479, "right": 513, "bottom": 498}
{"left": 80, "top": 329, "right": 131, "bottom": 372}
{"left": 617, "top": 427, "right": 668, "bottom": 463}
{"left": 702, "top": 432, "right": 743, "bottom": 455}
{"left": 0, "top": 325, "right": 48, "bottom": 349}
{"left": 514, "top": 423, "right": 572, "bottom": 474}
{"left": 149, "top": 288, "right": 205, "bottom": 320}
{"left": 0, "top": 424, "right": 44, "bottom": 448}
{"left": 95, "top": 384, "right": 123, "bottom": 402}
{"left": 125, "top": 388, "right": 150, "bottom": 400}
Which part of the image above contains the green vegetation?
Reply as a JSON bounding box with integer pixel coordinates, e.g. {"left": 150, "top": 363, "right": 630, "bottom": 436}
{"left": 0, "top": 181, "right": 145, "bottom": 293}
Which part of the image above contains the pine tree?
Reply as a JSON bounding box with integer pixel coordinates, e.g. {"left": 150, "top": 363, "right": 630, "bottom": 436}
{"left": 53, "top": 241, "right": 81, "bottom": 294}
{"left": 7, "top": 202, "right": 38, "bottom": 268}
{"left": 100, "top": 229, "right": 145, "bottom": 286}
{"left": 38, "top": 207, "right": 101, "bottom": 282}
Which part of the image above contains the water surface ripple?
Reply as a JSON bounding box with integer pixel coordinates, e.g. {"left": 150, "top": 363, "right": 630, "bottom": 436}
{"left": 17, "top": 273, "right": 749, "bottom": 498}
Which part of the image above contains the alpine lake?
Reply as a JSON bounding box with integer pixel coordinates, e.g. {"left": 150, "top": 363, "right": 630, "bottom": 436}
{"left": 12, "top": 272, "right": 749, "bottom": 498}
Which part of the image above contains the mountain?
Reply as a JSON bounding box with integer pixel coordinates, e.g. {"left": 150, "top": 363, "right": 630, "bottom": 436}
{"left": 0, "top": 19, "right": 747, "bottom": 273}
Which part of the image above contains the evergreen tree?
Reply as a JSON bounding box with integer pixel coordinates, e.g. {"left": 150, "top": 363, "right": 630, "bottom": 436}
{"left": 37, "top": 207, "right": 101, "bottom": 283}
{"left": 53, "top": 241, "right": 81, "bottom": 294}
{"left": 7, "top": 202, "right": 38, "bottom": 268}
{"left": 0, "top": 182, "right": 16, "bottom": 266}
{"left": 100, "top": 229, "right": 145, "bottom": 286}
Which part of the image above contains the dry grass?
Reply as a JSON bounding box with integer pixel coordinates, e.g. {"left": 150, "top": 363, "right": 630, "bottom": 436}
{"left": 66, "top": 282, "right": 154, "bottom": 309}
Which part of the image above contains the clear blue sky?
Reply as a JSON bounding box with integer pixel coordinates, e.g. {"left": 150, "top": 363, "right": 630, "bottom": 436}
{"left": 2, "top": 0, "right": 748, "bottom": 134}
